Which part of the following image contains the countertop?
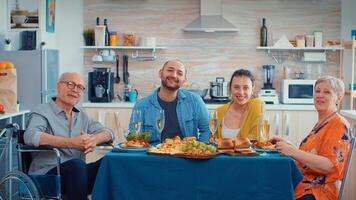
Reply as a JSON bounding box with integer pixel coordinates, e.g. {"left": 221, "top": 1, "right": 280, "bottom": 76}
{"left": 0, "top": 110, "right": 30, "bottom": 120}
{"left": 82, "top": 102, "right": 316, "bottom": 111}
{"left": 340, "top": 110, "right": 356, "bottom": 120}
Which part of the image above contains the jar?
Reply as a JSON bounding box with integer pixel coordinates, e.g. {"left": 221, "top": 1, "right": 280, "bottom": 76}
{"left": 124, "top": 33, "right": 135, "bottom": 46}
{"left": 295, "top": 34, "right": 305, "bottom": 48}
{"left": 109, "top": 31, "right": 117, "bottom": 46}
{"left": 305, "top": 35, "right": 314, "bottom": 47}
{"left": 314, "top": 31, "right": 323, "bottom": 47}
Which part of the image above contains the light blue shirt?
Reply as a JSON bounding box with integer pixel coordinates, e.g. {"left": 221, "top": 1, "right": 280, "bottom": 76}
{"left": 24, "top": 100, "right": 114, "bottom": 174}
{"left": 129, "top": 88, "right": 210, "bottom": 143}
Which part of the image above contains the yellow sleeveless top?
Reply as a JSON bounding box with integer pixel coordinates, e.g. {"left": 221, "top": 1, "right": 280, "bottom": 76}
{"left": 215, "top": 98, "right": 263, "bottom": 139}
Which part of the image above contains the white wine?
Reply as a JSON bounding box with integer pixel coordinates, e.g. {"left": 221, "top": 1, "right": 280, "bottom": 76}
{"left": 133, "top": 121, "right": 142, "bottom": 133}
{"left": 156, "top": 119, "right": 165, "bottom": 132}
{"left": 209, "top": 118, "right": 218, "bottom": 134}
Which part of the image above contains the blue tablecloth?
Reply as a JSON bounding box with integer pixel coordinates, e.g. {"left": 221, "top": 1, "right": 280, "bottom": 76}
{"left": 92, "top": 152, "right": 303, "bottom": 200}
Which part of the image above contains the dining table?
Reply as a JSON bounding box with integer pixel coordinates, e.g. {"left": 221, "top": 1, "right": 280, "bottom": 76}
{"left": 92, "top": 151, "right": 303, "bottom": 200}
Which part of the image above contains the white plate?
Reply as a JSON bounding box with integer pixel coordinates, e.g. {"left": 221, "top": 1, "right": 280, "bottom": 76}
{"left": 113, "top": 143, "right": 150, "bottom": 152}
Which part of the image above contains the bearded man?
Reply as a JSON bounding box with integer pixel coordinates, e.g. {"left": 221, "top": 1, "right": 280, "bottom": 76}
{"left": 128, "top": 59, "right": 210, "bottom": 142}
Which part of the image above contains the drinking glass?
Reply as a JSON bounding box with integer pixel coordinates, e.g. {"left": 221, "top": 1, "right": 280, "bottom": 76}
{"left": 209, "top": 110, "right": 218, "bottom": 141}
{"left": 259, "top": 118, "right": 270, "bottom": 156}
{"left": 156, "top": 109, "right": 165, "bottom": 142}
{"left": 131, "top": 109, "right": 142, "bottom": 134}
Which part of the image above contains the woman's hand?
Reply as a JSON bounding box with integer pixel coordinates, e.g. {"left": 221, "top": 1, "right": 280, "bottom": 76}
{"left": 269, "top": 136, "right": 284, "bottom": 144}
{"left": 275, "top": 141, "right": 299, "bottom": 157}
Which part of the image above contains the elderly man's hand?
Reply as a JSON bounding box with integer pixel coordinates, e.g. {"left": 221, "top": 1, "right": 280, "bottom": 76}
{"left": 70, "top": 132, "right": 96, "bottom": 154}
{"left": 82, "top": 132, "right": 97, "bottom": 154}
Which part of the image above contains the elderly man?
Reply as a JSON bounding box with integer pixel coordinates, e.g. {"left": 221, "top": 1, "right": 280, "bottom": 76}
{"left": 129, "top": 59, "right": 210, "bottom": 142}
{"left": 24, "top": 72, "right": 114, "bottom": 200}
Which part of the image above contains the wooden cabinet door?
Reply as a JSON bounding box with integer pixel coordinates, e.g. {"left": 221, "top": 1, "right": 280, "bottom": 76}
{"left": 282, "top": 110, "right": 317, "bottom": 146}
{"left": 265, "top": 110, "right": 283, "bottom": 139}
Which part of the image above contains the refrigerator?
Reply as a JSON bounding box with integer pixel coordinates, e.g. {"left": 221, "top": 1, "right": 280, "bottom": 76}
{"left": 0, "top": 49, "right": 59, "bottom": 110}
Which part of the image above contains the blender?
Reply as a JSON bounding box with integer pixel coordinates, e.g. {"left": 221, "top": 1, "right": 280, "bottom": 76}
{"left": 258, "top": 65, "right": 279, "bottom": 104}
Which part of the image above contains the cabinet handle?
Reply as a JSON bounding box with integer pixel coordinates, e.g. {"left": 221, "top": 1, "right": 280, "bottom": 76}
{"left": 275, "top": 113, "right": 279, "bottom": 136}
{"left": 285, "top": 113, "right": 290, "bottom": 136}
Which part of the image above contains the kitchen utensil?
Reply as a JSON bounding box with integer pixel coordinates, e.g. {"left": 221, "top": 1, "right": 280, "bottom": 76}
{"left": 209, "top": 77, "right": 229, "bottom": 100}
{"left": 123, "top": 55, "right": 130, "bottom": 84}
{"left": 115, "top": 55, "right": 120, "bottom": 83}
{"left": 186, "top": 89, "right": 208, "bottom": 99}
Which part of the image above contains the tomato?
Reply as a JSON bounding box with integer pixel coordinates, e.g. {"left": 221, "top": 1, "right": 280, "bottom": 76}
{"left": 0, "top": 104, "right": 4, "bottom": 113}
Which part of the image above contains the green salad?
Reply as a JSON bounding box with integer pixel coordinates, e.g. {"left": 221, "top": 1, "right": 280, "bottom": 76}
{"left": 126, "top": 132, "right": 151, "bottom": 141}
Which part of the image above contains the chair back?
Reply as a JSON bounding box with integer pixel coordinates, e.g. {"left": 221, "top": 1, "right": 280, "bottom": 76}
{"left": 16, "top": 129, "right": 33, "bottom": 174}
{"left": 338, "top": 132, "right": 356, "bottom": 200}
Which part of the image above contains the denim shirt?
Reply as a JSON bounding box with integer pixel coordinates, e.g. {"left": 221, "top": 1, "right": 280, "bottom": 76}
{"left": 129, "top": 88, "right": 210, "bottom": 143}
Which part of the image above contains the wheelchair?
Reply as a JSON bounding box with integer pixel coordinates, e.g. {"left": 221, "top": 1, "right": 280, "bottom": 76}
{"left": 0, "top": 124, "right": 61, "bottom": 200}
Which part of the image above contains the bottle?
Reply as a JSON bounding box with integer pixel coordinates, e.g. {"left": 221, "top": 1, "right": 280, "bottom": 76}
{"left": 109, "top": 31, "right": 117, "bottom": 46}
{"left": 96, "top": 17, "right": 100, "bottom": 26}
{"left": 104, "top": 18, "right": 110, "bottom": 46}
{"left": 260, "top": 18, "right": 268, "bottom": 47}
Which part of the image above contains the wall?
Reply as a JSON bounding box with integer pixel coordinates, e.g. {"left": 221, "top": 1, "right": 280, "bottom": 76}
{"left": 84, "top": 0, "right": 342, "bottom": 98}
{"left": 0, "top": 0, "right": 84, "bottom": 75}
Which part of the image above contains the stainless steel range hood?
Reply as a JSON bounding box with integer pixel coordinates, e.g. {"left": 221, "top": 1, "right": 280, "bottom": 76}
{"left": 183, "top": 0, "right": 239, "bottom": 32}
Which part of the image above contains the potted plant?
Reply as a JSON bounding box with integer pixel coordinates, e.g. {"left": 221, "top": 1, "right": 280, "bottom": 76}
{"left": 83, "top": 28, "right": 94, "bottom": 46}
{"left": 4, "top": 38, "right": 12, "bottom": 51}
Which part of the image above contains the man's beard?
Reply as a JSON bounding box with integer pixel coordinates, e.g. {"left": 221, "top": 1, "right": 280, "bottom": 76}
{"left": 161, "top": 78, "right": 180, "bottom": 91}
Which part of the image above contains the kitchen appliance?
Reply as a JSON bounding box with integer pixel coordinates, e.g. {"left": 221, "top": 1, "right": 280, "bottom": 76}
{"left": 183, "top": 0, "right": 239, "bottom": 32}
{"left": 210, "top": 77, "right": 229, "bottom": 100}
{"left": 281, "top": 79, "right": 316, "bottom": 104}
{"left": 88, "top": 68, "right": 114, "bottom": 102}
{"left": 21, "top": 31, "right": 36, "bottom": 50}
{"left": 258, "top": 65, "right": 279, "bottom": 104}
{"left": 0, "top": 49, "right": 59, "bottom": 110}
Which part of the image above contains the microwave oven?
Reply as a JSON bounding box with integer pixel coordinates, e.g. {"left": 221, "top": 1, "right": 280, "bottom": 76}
{"left": 281, "top": 79, "right": 316, "bottom": 104}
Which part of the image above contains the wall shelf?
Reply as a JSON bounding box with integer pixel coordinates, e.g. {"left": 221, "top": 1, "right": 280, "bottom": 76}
{"left": 83, "top": 46, "right": 166, "bottom": 50}
{"left": 256, "top": 46, "right": 344, "bottom": 64}
{"left": 83, "top": 46, "right": 166, "bottom": 61}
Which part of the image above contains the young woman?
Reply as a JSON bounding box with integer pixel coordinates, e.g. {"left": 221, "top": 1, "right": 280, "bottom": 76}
{"left": 214, "top": 69, "right": 263, "bottom": 140}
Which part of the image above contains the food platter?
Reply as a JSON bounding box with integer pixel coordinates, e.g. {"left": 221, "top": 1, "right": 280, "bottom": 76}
{"left": 254, "top": 148, "right": 279, "bottom": 153}
{"left": 174, "top": 153, "right": 218, "bottom": 160}
{"left": 113, "top": 143, "right": 150, "bottom": 153}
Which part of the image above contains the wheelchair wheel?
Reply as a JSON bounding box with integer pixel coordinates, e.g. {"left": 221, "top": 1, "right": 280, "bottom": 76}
{"left": 0, "top": 170, "right": 40, "bottom": 200}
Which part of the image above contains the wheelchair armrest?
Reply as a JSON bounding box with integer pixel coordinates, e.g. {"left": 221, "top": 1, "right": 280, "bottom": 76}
{"left": 97, "top": 141, "right": 113, "bottom": 147}
{"left": 18, "top": 145, "right": 62, "bottom": 175}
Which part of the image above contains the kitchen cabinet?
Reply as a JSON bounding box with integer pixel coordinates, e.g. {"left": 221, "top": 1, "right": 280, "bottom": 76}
{"left": 84, "top": 107, "right": 132, "bottom": 163}
{"left": 265, "top": 110, "right": 317, "bottom": 146}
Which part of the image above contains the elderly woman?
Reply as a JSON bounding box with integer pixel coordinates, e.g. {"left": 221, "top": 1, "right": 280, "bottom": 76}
{"left": 214, "top": 69, "right": 263, "bottom": 140}
{"left": 273, "top": 76, "right": 351, "bottom": 200}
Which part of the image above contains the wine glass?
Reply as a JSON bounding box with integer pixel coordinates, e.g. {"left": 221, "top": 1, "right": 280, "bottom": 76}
{"left": 156, "top": 109, "right": 165, "bottom": 142}
{"left": 209, "top": 110, "right": 218, "bottom": 143}
{"left": 259, "top": 118, "right": 270, "bottom": 156}
{"left": 131, "top": 109, "right": 142, "bottom": 134}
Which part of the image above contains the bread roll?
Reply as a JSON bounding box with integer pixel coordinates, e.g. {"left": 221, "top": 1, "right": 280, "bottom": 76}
{"left": 235, "top": 137, "right": 251, "bottom": 149}
{"left": 217, "top": 138, "right": 235, "bottom": 149}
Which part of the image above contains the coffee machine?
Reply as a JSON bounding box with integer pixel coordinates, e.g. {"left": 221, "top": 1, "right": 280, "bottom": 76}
{"left": 88, "top": 68, "right": 114, "bottom": 102}
{"left": 258, "top": 65, "right": 279, "bottom": 104}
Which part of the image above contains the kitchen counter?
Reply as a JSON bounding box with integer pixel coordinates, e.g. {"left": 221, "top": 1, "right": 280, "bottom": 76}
{"left": 82, "top": 102, "right": 316, "bottom": 111}
{"left": 340, "top": 110, "right": 356, "bottom": 120}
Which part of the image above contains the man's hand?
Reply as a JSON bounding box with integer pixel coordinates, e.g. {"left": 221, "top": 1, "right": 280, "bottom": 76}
{"left": 70, "top": 132, "right": 97, "bottom": 154}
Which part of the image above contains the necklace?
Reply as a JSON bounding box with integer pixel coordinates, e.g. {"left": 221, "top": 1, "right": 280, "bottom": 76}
{"left": 311, "top": 111, "right": 337, "bottom": 132}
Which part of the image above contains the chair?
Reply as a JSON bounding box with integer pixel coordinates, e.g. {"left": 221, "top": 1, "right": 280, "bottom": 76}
{"left": 338, "top": 133, "right": 356, "bottom": 200}
{"left": 16, "top": 129, "right": 62, "bottom": 200}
